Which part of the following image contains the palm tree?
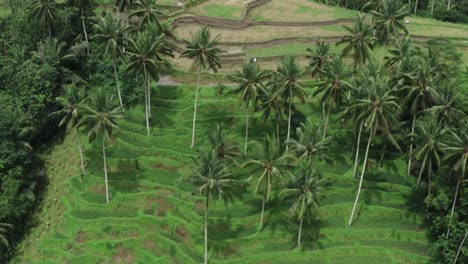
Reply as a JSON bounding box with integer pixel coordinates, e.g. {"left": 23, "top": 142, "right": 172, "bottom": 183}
{"left": 401, "top": 57, "right": 440, "bottom": 178}
{"left": 413, "top": 119, "right": 446, "bottom": 201}
{"left": 362, "top": 0, "right": 385, "bottom": 12}
{"left": 243, "top": 135, "right": 293, "bottom": 230}
{"left": 206, "top": 123, "right": 240, "bottom": 165}
{"left": 371, "top": 1, "right": 409, "bottom": 55}
{"left": 348, "top": 76, "right": 401, "bottom": 226}
{"left": 126, "top": 25, "right": 172, "bottom": 135}
{"left": 115, "top": 0, "right": 135, "bottom": 13}
{"left": 443, "top": 123, "right": 467, "bottom": 239}
{"left": 93, "top": 14, "right": 128, "bottom": 109}
{"left": 80, "top": 88, "right": 123, "bottom": 203}
{"left": 181, "top": 26, "right": 222, "bottom": 148}
{"left": 306, "top": 38, "right": 332, "bottom": 80}
{"left": 315, "top": 55, "right": 353, "bottom": 140}
{"left": 260, "top": 86, "right": 286, "bottom": 145}
{"left": 282, "top": 166, "right": 327, "bottom": 247}
{"left": 68, "top": 0, "right": 94, "bottom": 46}
{"left": 454, "top": 232, "right": 467, "bottom": 264}
{"left": 272, "top": 55, "right": 307, "bottom": 149}
{"left": 28, "top": 0, "right": 58, "bottom": 38}
{"left": 185, "top": 150, "right": 239, "bottom": 264}
{"left": 130, "top": 0, "right": 166, "bottom": 30}
{"left": 52, "top": 84, "right": 89, "bottom": 177}
{"left": 230, "top": 58, "right": 268, "bottom": 155}
{"left": 337, "top": 14, "right": 374, "bottom": 69}
{"left": 0, "top": 223, "right": 13, "bottom": 247}
{"left": 422, "top": 83, "right": 465, "bottom": 127}
{"left": 287, "top": 120, "right": 332, "bottom": 168}
{"left": 384, "top": 36, "right": 415, "bottom": 69}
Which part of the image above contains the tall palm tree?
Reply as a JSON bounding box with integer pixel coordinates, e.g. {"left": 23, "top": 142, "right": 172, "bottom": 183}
{"left": 230, "top": 58, "right": 268, "bottom": 155}
{"left": 243, "top": 135, "right": 293, "bottom": 230}
{"left": 93, "top": 14, "right": 128, "bottom": 109}
{"left": 413, "top": 119, "right": 446, "bottom": 201}
{"left": 282, "top": 166, "right": 327, "bottom": 247}
{"left": 0, "top": 223, "right": 13, "bottom": 247}
{"left": 315, "top": 55, "right": 353, "bottom": 140}
{"left": 287, "top": 120, "right": 332, "bottom": 168}
{"left": 28, "top": 0, "right": 58, "bottom": 38}
{"left": 206, "top": 123, "right": 240, "bottom": 165}
{"left": 362, "top": 0, "right": 385, "bottom": 12}
{"left": 260, "top": 86, "right": 286, "bottom": 145}
{"left": 68, "top": 0, "right": 94, "bottom": 46}
{"left": 337, "top": 14, "right": 374, "bottom": 69}
{"left": 422, "top": 84, "right": 465, "bottom": 127}
{"left": 348, "top": 76, "right": 401, "bottom": 226}
{"left": 272, "top": 55, "right": 307, "bottom": 149}
{"left": 443, "top": 123, "right": 467, "bottom": 239}
{"left": 130, "top": 0, "right": 166, "bottom": 30}
{"left": 384, "top": 36, "right": 415, "bottom": 70}
{"left": 52, "top": 84, "right": 89, "bottom": 177}
{"left": 126, "top": 25, "right": 172, "bottom": 135}
{"left": 185, "top": 150, "right": 239, "bottom": 264}
{"left": 401, "top": 57, "right": 440, "bottom": 178}
{"left": 80, "top": 88, "right": 123, "bottom": 204}
{"left": 181, "top": 26, "right": 222, "bottom": 148}
{"left": 306, "top": 38, "right": 332, "bottom": 80}
{"left": 371, "top": 1, "right": 409, "bottom": 54}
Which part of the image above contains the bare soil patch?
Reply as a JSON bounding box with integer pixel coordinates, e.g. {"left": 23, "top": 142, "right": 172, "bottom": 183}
{"left": 112, "top": 244, "right": 135, "bottom": 264}
{"left": 153, "top": 162, "right": 178, "bottom": 172}
{"left": 175, "top": 224, "right": 190, "bottom": 241}
{"left": 75, "top": 230, "right": 87, "bottom": 243}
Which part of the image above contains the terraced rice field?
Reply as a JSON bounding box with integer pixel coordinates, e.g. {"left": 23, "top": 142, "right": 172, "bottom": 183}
{"left": 14, "top": 85, "right": 429, "bottom": 263}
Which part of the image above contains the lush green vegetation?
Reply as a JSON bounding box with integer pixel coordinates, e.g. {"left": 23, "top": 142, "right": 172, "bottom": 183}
{"left": 0, "top": 0, "right": 467, "bottom": 263}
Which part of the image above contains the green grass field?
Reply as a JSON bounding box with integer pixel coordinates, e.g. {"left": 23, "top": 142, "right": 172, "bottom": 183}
{"left": 13, "top": 84, "right": 429, "bottom": 263}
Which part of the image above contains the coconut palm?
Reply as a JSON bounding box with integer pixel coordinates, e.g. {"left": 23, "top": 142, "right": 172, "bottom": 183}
{"left": 371, "top": 1, "right": 409, "bottom": 50}
{"left": 315, "top": 55, "right": 353, "bottom": 140}
{"left": 52, "top": 84, "right": 89, "bottom": 177}
{"left": 126, "top": 25, "right": 172, "bottom": 135}
{"left": 422, "top": 83, "right": 465, "bottom": 127}
{"left": 93, "top": 14, "right": 128, "bottom": 109}
{"left": 287, "top": 119, "right": 332, "bottom": 168}
{"left": 186, "top": 150, "right": 239, "bottom": 264}
{"left": 443, "top": 123, "right": 467, "bottom": 239}
{"left": 80, "top": 88, "right": 123, "bottom": 204}
{"left": 130, "top": 0, "right": 166, "bottom": 30}
{"left": 384, "top": 36, "right": 415, "bottom": 69}
{"left": 68, "top": 0, "right": 94, "bottom": 46}
{"left": 401, "top": 57, "right": 440, "bottom": 178}
{"left": 362, "top": 0, "right": 385, "bottom": 12}
{"left": 206, "top": 123, "right": 240, "bottom": 165}
{"left": 0, "top": 223, "right": 13, "bottom": 247}
{"left": 413, "top": 119, "right": 446, "bottom": 201}
{"left": 348, "top": 75, "right": 401, "bottom": 226}
{"left": 260, "top": 86, "right": 286, "bottom": 145}
{"left": 272, "top": 55, "right": 307, "bottom": 149}
{"left": 243, "top": 135, "right": 293, "bottom": 230}
{"left": 115, "top": 0, "right": 135, "bottom": 13}
{"left": 230, "top": 58, "right": 268, "bottom": 155}
{"left": 282, "top": 165, "right": 327, "bottom": 247}
{"left": 181, "top": 26, "right": 222, "bottom": 148}
{"left": 306, "top": 38, "right": 332, "bottom": 80}
{"left": 28, "top": 0, "right": 58, "bottom": 38}
{"left": 337, "top": 14, "right": 374, "bottom": 69}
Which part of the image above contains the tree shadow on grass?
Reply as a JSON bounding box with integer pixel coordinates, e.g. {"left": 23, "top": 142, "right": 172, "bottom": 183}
{"left": 299, "top": 219, "right": 328, "bottom": 251}
{"left": 150, "top": 85, "right": 181, "bottom": 134}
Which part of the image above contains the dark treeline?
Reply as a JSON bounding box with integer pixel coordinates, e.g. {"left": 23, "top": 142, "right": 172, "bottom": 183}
{"left": 0, "top": 0, "right": 467, "bottom": 263}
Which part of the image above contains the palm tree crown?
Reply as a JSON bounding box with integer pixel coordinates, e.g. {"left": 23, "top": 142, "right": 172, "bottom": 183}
{"left": 181, "top": 26, "right": 222, "bottom": 73}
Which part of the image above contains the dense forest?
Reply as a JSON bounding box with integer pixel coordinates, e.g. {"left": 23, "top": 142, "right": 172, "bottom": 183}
{"left": 0, "top": 0, "right": 467, "bottom": 263}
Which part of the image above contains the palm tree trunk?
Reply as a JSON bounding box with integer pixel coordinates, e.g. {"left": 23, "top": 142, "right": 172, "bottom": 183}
{"left": 80, "top": 7, "right": 89, "bottom": 52}
{"left": 76, "top": 128, "right": 86, "bottom": 177}
{"left": 414, "top": 0, "right": 419, "bottom": 15}
{"left": 428, "top": 158, "right": 432, "bottom": 199}
{"left": 148, "top": 77, "right": 151, "bottom": 119}
{"left": 244, "top": 108, "right": 249, "bottom": 155}
{"left": 445, "top": 177, "right": 461, "bottom": 239}
{"left": 143, "top": 67, "right": 150, "bottom": 136}
{"left": 191, "top": 69, "right": 202, "bottom": 149}
{"left": 349, "top": 127, "right": 373, "bottom": 226}
{"left": 102, "top": 140, "right": 109, "bottom": 204}
{"left": 297, "top": 217, "right": 303, "bottom": 247}
{"left": 416, "top": 152, "right": 428, "bottom": 187}
{"left": 431, "top": 0, "right": 435, "bottom": 16}
{"left": 408, "top": 114, "right": 416, "bottom": 177}
{"left": 286, "top": 101, "right": 292, "bottom": 151}
{"left": 48, "top": 23, "right": 52, "bottom": 39}
{"left": 352, "top": 121, "right": 363, "bottom": 179}
{"left": 276, "top": 121, "right": 280, "bottom": 145}
{"left": 454, "top": 232, "right": 467, "bottom": 264}
{"left": 204, "top": 194, "right": 209, "bottom": 264}
{"left": 113, "top": 57, "right": 124, "bottom": 110}
{"left": 259, "top": 196, "right": 265, "bottom": 230}
{"left": 447, "top": 0, "right": 451, "bottom": 10}
{"left": 323, "top": 102, "right": 332, "bottom": 140}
